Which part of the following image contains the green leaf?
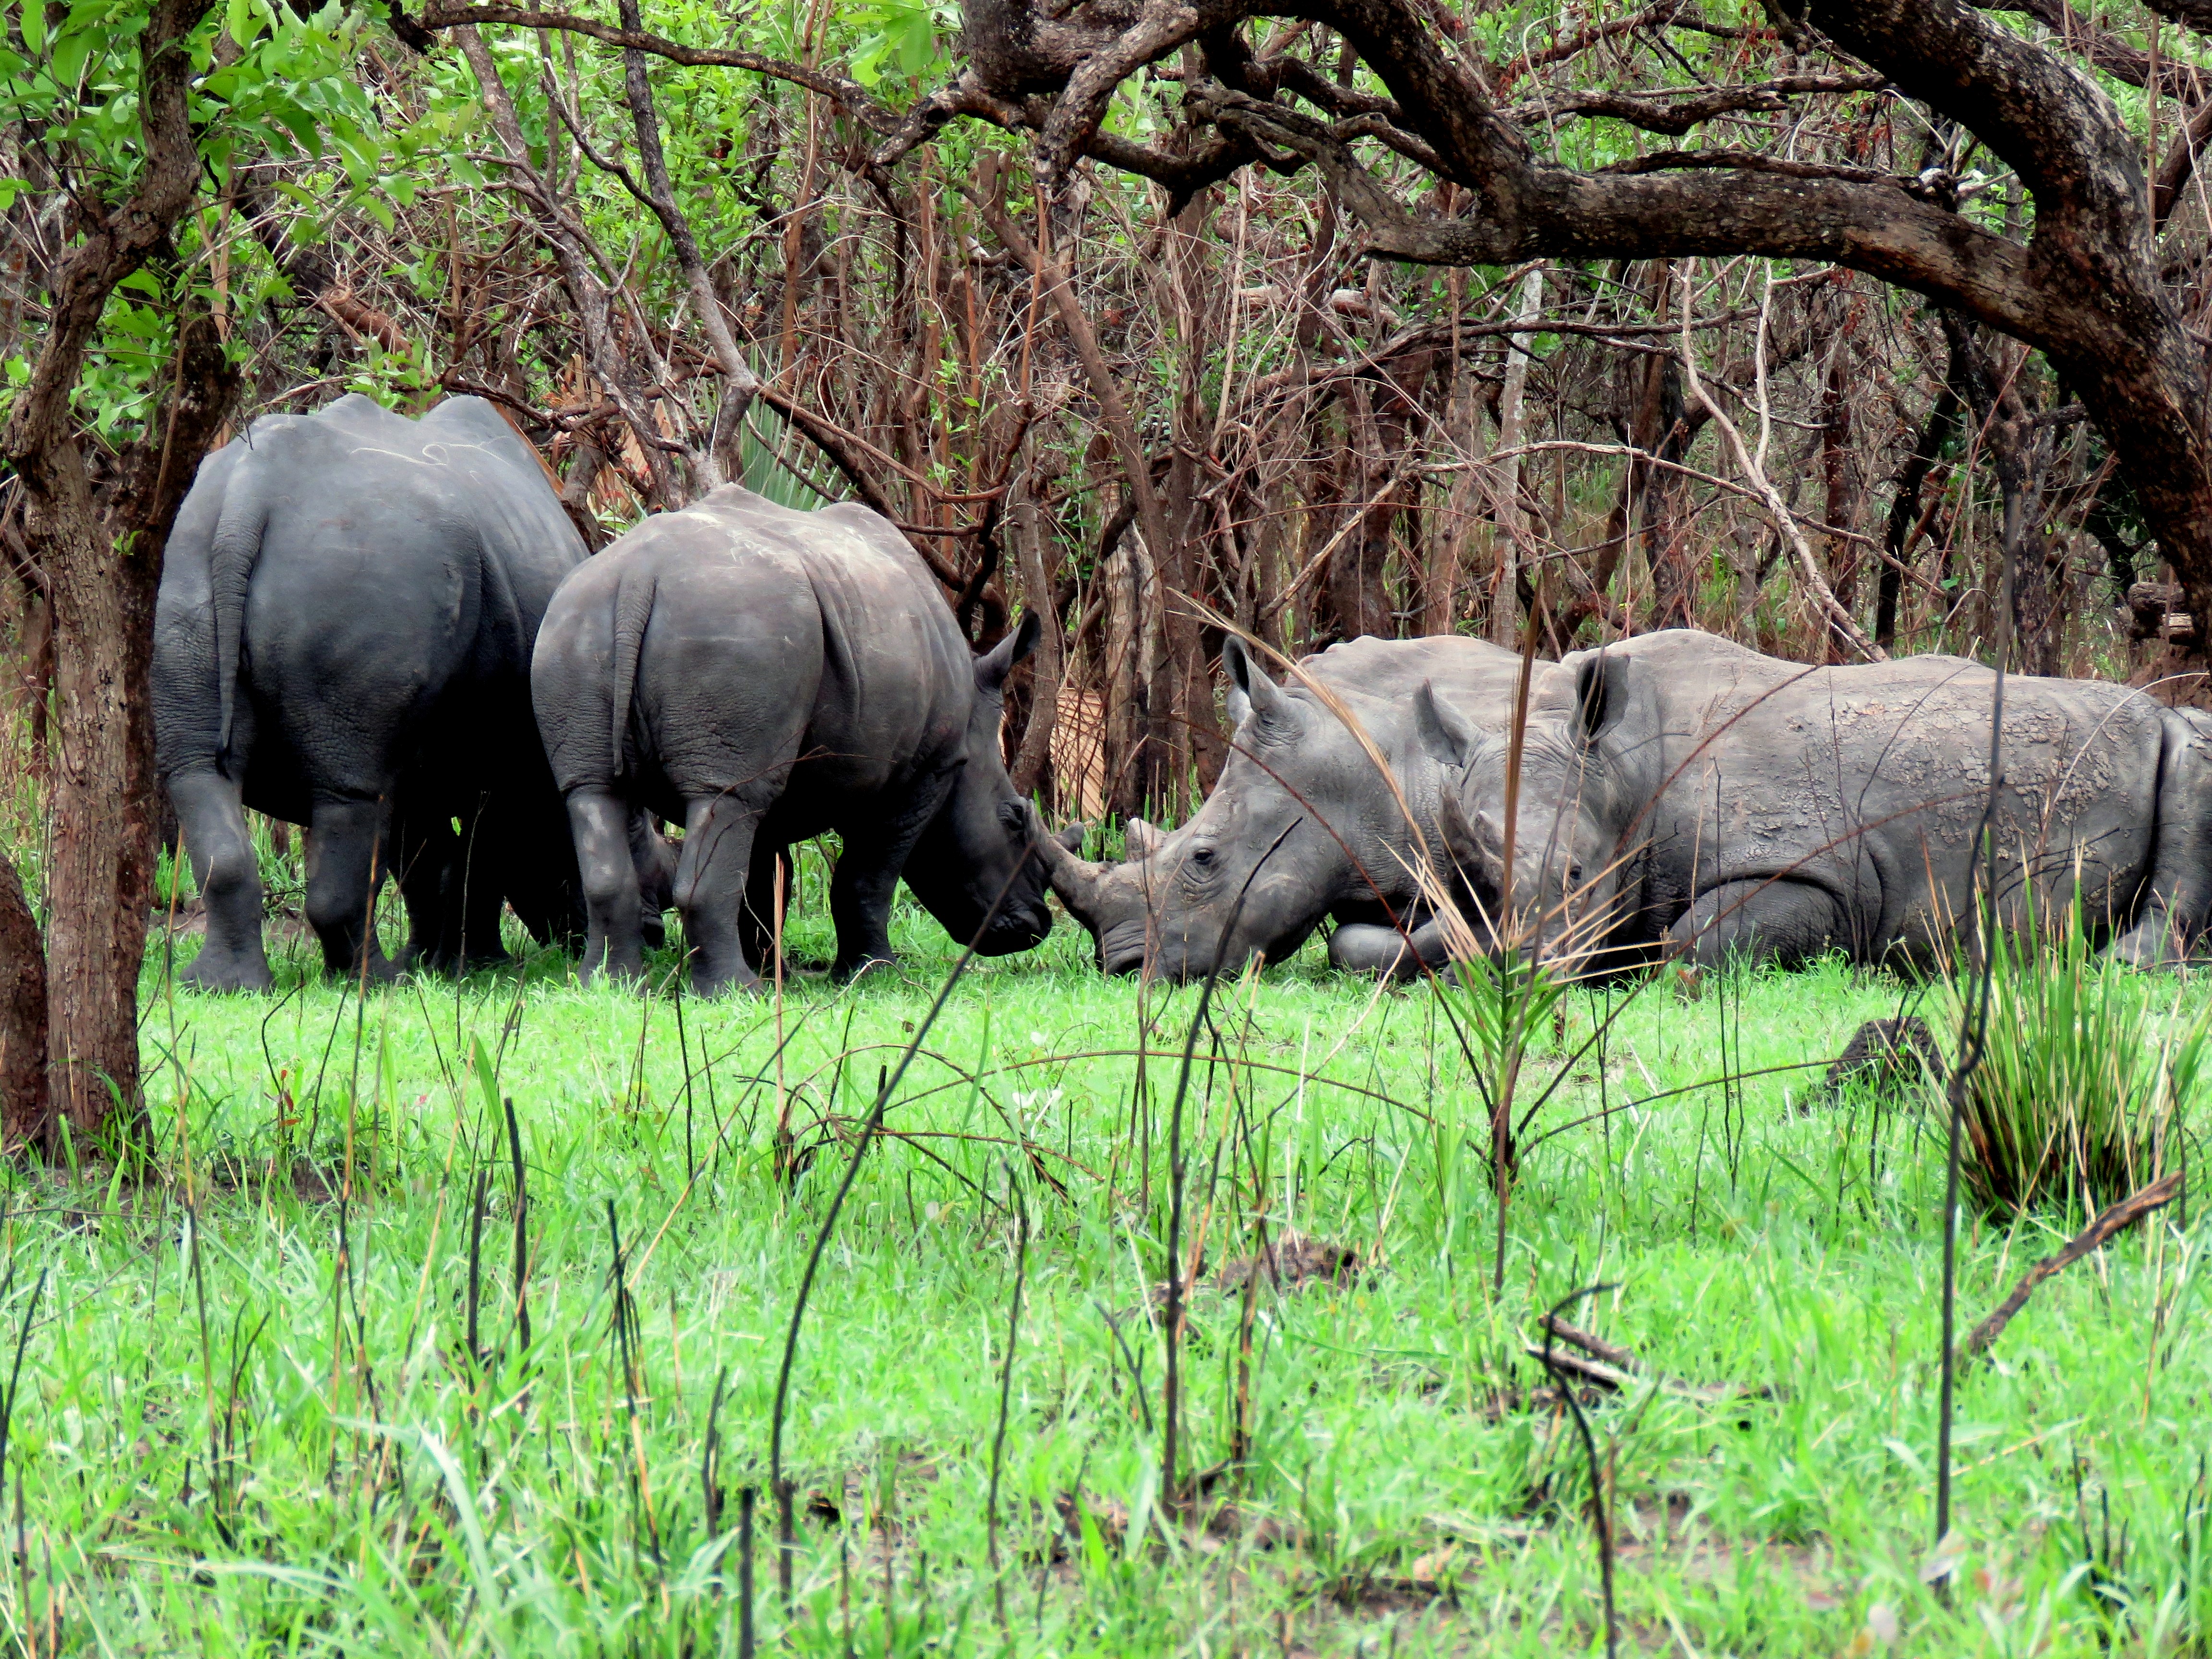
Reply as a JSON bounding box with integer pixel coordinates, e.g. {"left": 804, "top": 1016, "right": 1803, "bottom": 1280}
{"left": 226, "top": 0, "right": 253, "bottom": 50}
{"left": 20, "top": 0, "right": 45, "bottom": 56}
{"left": 48, "top": 27, "right": 91, "bottom": 88}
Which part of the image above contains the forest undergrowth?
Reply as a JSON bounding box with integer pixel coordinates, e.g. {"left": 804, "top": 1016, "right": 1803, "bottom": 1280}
{"left": 0, "top": 839, "right": 2200, "bottom": 1657}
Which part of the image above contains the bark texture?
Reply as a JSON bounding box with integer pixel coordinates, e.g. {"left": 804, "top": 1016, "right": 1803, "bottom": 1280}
{"left": 0, "top": 0, "right": 238, "bottom": 1137}
{"left": 0, "top": 849, "right": 46, "bottom": 1146}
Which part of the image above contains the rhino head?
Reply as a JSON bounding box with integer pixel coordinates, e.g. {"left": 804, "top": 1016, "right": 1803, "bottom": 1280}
{"left": 1035, "top": 638, "right": 1403, "bottom": 979}
{"left": 1422, "top": 650, "right": 1640, "bottom": 975}
{"left": 902, "top": 613, "right": 1057, "bottom": 956}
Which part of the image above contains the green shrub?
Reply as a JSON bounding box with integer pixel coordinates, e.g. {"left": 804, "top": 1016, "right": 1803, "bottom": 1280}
{"left": 1950, "top": 909, "right": 2206, "bottom": 1218}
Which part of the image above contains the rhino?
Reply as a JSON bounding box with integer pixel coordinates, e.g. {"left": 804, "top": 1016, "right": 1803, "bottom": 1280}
{"left": 1034, "top": 634, "right": 1535, "bottom": 979}
{"left": 154, "top": 395, "right": 611, "bottom": 989}
{"left": 1416, "top": 628, "right": 2212, "bottom": 974}
{"left": 530, "top": 485, "right": 1053, "bottom": 992}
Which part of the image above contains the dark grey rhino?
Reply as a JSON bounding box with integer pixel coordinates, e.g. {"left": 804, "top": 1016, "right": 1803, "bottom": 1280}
{"left": 1035, "top": 634, "right": 1534, "bottom": 979}
{"left": 1418, "top": 628, "right": 2212, "bottom": 974}
{"left": 529, "top": 485, "right": 1052, "bottom": 993}
{"left": 154, "top": 395, "right": 604, "bottom": 989}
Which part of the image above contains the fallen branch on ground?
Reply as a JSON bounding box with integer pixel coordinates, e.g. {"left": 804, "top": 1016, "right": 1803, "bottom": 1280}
{"left": 1961, "top": 1170, "right": 2182, "bottom": 1364}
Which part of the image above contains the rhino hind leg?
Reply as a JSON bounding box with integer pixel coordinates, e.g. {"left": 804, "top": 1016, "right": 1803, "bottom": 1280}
{"left": 674, "top": 793, "right": 769, "bottom": 996}
{"left": 1669, "top": 878, "right": 1848, "bottom": 972}
{"left": 303, "top": 797, "right": 404, "bottom": 984}
{"left": 169, "top": 769, "right": 274, "bottom": 992}
{"left": 570, "top": 788, "right": 649, "bottom": 985}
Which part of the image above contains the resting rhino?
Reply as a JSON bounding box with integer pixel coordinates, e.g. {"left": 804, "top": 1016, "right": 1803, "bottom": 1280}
{"left": 1418, "top": 628, "right": 2212, "bottom": 974}
{"left": 1035, "top": 634, "right": 1535, "bottom": 979}
{"left": 154, "top": 395, "right": 608, "bottom": 989}
{"left": 530, "top": 485, "right": 1053, "bottom": 992}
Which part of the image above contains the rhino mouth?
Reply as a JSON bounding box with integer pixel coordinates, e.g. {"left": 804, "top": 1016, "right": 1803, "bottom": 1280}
{"left": 1097, "top": 924, "right": 1150, "bottom": 976}
{"left": 971, "top": 902, "right": 1054, "bottom": 956}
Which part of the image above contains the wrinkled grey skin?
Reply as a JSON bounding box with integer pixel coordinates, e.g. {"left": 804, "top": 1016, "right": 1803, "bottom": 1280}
{"left": 1035, "top": 635, "right": 1532, "bottom": 979}
{"left": 154, "top": 395, "right": 616, "bottom": 990}
{"left": 530, "top": 485, "right": 1053, "bottom": 993}
{"left": 1422, "top": 628, "right": 2212, "bottom": 975}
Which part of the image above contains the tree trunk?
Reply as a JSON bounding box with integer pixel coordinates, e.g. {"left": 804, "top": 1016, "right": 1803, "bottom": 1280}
{"left": 1489, "top": 266, "right": 1543, "bottom": 645}
{"left": 1819, "top": 330, "right": 1863, "bottom": 662}
{"left": 1879, "top": 380, "right": 1960, "bottom": 651}
{"left": 33, "top": 459, "right": 163, "bottom": 1135}
{"left": 1009, "top": 490, "right": 1065, "bottom": 799}
{"left": 0, "top": 848, "right": 46, "bottom": 1147}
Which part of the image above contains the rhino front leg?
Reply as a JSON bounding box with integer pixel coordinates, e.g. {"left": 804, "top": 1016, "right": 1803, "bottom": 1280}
{"left": 1329, "top": 920, "right": 1450, "bottom": 978}
{"left": 169, "top": 768, "right": 274, "bottom": 992}
{"left": 1668, "top": 878, "right": 1848, "bottom": 971}
{"left": 829, "top": 780, "right": 951, "bottom": 980}
{"left": 628, "top": 811, "right": 676, "bottom": 951}
{"left": 739, "top": 843, "right": 797, "bottom": 974}
{"left": 569, "top": 788, "right": 646, "bottom": 984}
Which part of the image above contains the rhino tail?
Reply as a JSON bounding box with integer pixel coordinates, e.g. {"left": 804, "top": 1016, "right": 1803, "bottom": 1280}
{"left": 207, "top": 490, "right": 268, "bottom": 763}
{"left": 607, "top": 564, "right": 657, "bottom": 774}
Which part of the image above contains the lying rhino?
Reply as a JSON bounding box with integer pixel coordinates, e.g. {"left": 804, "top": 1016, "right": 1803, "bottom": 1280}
{"left": 154, "top": 396, "right": 601, "bottom": 988}
{"left": 1035, "top": 635, "right": 1533, "bottom": 979}
{"left": 1419, "top": 628, "right": 2212, "bottom": 974}
{"left": 531, "top": 485, "right": 1053, "bottom": 992}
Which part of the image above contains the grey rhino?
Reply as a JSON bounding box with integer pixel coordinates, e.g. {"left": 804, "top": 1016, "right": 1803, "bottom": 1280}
{"left": 529, "top": 485, "right": 1053, "bottom": 992}
{"left": 1035, "top": 634, "right": 1535, "bottom": 979}
{"left": 155, "top": 395, "right": 612, "bottom": 990}
{"left": 1417, "top": 628, "right": 2212, "bottom": 974}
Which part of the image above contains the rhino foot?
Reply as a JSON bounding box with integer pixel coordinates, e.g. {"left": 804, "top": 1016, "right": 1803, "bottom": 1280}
{"left": 831, "top": 952, "right": 897, "bottom": 985}
{"left": 178, "top": 945, "right": 275, "bottom": 994}
{"left": 2108, "top": 916, "right": 2191, "bottom": 970}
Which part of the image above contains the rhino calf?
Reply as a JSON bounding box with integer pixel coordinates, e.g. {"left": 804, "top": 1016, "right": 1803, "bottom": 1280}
{"left": 531, "top": 486, "right": 1053, "bottom": 992}
{"left": 1420, "top": 628, "right": 2212, "bottom": 974}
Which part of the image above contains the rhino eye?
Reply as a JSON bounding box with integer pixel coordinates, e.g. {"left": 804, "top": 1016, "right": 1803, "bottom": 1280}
{"left": 1190, "top": 844, "right": 1215, "bottom": 867}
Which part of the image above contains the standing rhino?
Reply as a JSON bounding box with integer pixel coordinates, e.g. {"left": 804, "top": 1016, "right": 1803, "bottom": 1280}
{"left": 1420, "top": 628, "right": 2212, "bottom": 974}
{"left": 1034, "top": 635, "right": 1534, "bottom": 979}
{"left": 155, "top": 395, "right": 601, "bottom": 989}
{"left": 530, "top": 485, "right": 1053, "bottom": 992}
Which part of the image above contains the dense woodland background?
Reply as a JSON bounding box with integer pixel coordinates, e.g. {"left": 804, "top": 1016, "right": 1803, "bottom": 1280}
{"left": 5, "top": 0, "right": 2212, "bottom": 1132}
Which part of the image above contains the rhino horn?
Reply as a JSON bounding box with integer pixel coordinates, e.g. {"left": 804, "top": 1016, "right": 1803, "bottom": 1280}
{"left": 1125, "top": 816, "right": 1166, "bottom": 860}
{"left": 1028, "top": 809, "right": 1110, "bottom": 921}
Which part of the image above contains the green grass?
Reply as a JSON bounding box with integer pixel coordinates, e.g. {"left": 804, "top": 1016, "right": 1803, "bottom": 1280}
{"left": 11, "top": 876, "right": 2212, "bottom": 1655}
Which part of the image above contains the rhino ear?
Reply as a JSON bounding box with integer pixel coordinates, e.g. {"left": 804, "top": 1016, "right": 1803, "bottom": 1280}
{"left": 1573, "top": 651, "right": 1631, "bottom": 749}
{"left": 1125, "top": 816, "right": 1166, "bottom": 859}
{"left": 1223, "top": 636, "right": 1294, "bottom": 733}
{"left": 1413, "top": 680, "right": 1477, "bottom": 769}
{"left": 975, "top": 612, "right": 1043, "bottom": 696}
{"left": 1056, "top": 821, "right": 1087, "bottom": 853}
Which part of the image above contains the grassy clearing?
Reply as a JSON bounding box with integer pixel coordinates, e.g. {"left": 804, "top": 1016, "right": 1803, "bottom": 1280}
{"left": 10, "top": 872, "right": 2212, "bottom": 1656}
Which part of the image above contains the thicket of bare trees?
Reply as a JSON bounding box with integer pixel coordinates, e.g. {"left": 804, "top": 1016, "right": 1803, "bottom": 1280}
{"left": 5, "top": 0, "right": 2210, "bottom": 1135}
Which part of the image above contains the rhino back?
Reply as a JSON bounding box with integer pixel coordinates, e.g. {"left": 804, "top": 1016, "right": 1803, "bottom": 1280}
{"left": 173, "top": 398, "right": 575, "bottom": 796}
{"left": 1630, "top": 650, "right": 2165, "bottom": 948}
{"left": 541, "top": 487, "right": 972, "bottom": 815}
